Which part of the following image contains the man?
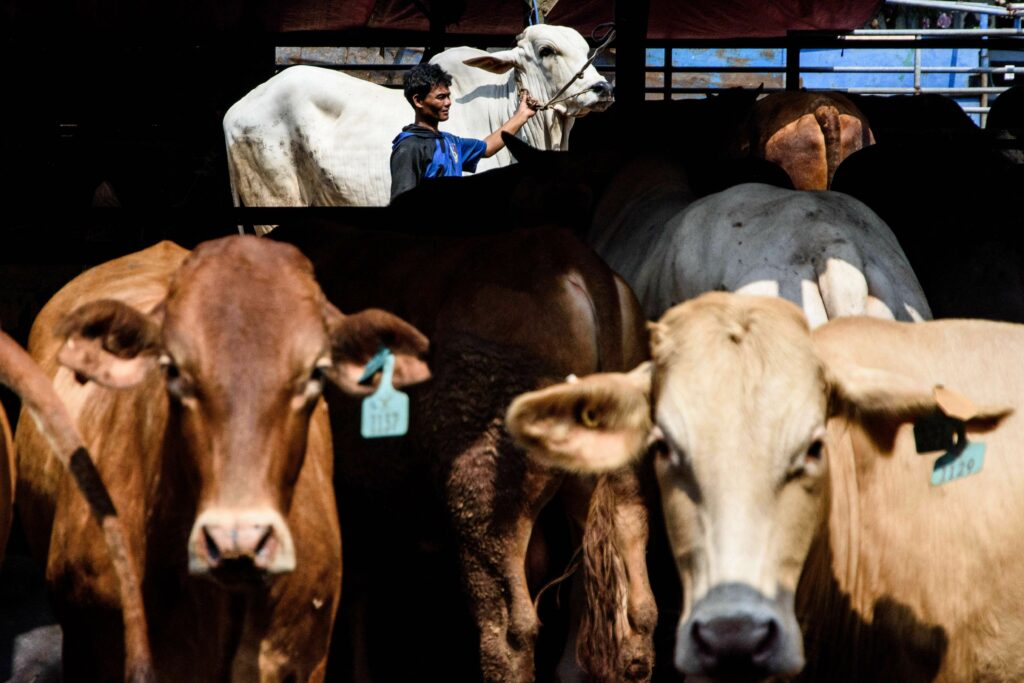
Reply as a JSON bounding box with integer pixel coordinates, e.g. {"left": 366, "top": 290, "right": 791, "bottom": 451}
{"left": 390, "top": 63, "right": 539, "bottom": 200}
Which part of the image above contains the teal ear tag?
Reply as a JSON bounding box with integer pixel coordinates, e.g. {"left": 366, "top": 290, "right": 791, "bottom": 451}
{"left": 930, "top": 441, "right": 986, "bottom": 487}
{"left": 361, "top": 350, "right": 410, "bottom": 439}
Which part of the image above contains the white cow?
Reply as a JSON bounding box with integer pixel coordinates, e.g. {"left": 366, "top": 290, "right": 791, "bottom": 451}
{"left": 223, "top": 24, "right": 613, "bottom": 209}
{"left": 587, "top": 154, "right": 931, "bottom": 326}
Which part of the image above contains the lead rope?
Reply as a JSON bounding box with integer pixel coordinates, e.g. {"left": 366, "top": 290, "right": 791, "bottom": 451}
{"left": 530, "top": 24, "right": 616, "bottom": 111}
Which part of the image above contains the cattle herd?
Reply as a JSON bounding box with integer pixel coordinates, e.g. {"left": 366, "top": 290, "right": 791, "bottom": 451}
{"left": 5, "top": 22, "right": 1024, "bottom": 683}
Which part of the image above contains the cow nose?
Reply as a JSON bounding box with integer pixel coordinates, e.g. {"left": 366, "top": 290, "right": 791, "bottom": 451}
{"left": 203, "top": 522, "right": 275, "bottom": 565}
{"left": 691, "top": 613, "right": 779, "bottom": 665}
{"left": 676, "top": 583, "right": 804, "bottom": 677}
{"left": 188, "top": 508, "right": 296, "bottom": 577}
{"left": 591, "top": 81, "right": 614, "bottom": 97}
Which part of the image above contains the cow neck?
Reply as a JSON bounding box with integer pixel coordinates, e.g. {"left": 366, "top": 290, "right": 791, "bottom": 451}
{"left": 794, "top": 422, "right": 865, "bottom": 644}
{"left": 513, "top": 71, "right": 570, "bottom": 152}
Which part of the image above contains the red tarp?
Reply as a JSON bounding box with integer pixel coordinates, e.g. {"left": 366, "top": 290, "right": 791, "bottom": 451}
{"left": 1, "top": 0, "right": 884, "bottom": 38}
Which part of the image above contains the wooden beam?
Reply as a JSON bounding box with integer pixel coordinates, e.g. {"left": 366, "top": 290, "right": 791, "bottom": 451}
{"left": 614, "top": 0, "right": 651, "bottom": 109}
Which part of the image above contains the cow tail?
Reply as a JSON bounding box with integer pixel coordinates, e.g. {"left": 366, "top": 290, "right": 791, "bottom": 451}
{"left": 814, "top": 104, "right": 842, "bottom": 188}
{"left": 578, "top": 473, "right": 626, "bottom": 681}
{"left": 0, "top": 331, "right": 155, "bottom": 683}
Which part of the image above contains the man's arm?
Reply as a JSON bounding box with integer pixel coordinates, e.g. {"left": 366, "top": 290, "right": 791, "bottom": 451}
{"left": 481, "top": 92, "right": 540, "bottom": 158}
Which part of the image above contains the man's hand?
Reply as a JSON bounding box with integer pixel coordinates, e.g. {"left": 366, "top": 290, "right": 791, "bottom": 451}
{"left": 482, "top": 90, "right": 543, "bottom": 158}
{"left": 517, "top": 91, "right": 541, "bottom": 120}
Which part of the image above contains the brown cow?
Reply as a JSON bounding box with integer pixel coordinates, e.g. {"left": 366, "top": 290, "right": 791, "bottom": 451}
{"left": 0, "top": 395, "right": 12, "bottom": 563}
{"left": 16, "top": 236, "right": 430, "bottom": 681}
{"left": 2, "top": 326, "right": 158, "bottom": 681}
{"left": 510, "top": 292, "right": 1024, "bottom": 681}
{"left": 0, "top": 326, "right": 156, "bottom": 681}
{"left": 734, "top": 91, "right": 875, "bottom": 190}
{"left": 273, "top": 223, "right": 657, "bottom": 682}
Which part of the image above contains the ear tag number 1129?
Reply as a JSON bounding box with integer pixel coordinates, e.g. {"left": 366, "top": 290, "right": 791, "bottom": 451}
{"left": 360, "top": 348, "right": 410, "bottom": 439}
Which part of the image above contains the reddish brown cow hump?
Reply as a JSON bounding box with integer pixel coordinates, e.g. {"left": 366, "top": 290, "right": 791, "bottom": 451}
{"left": 813, "top": 104, "right": 842, "bottom": 188}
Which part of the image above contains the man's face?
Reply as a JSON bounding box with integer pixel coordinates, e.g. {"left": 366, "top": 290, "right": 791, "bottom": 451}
{"left": 414, "top": 84, "right": 451, "bottom": 122}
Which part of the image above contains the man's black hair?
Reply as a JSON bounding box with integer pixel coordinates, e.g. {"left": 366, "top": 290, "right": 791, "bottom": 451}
{"left": 403, "top": 63, "right": 453, "bottom": 105}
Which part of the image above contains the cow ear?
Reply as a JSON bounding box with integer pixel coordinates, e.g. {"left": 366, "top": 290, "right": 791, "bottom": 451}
{"left": 506, "top": 362, "right": 654, "bottom": 473}
{"left": 463, "top": 50, "right": 518, "bottom": 74}
{"left": 323, "top": 304, "right": 431, "bottom": 396}
{"left": 503, "top": 132, "right": 542, "bottom": 163}
{"left": 56, "top": 299, "right": 162, "bottom": 389}
{"left": 825, "top": 359, "right": 1012, "bottom": 425}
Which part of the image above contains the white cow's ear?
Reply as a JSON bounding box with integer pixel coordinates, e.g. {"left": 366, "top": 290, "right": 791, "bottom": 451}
{"left": 506, "top": 362, "right": 654, "bottom": 474}
{"left": 463, "top": 51, "right": 519, "bottom": 74}
{"left": 322, "top": 303, "right": 431, "bottom": 396}
{"left": 57, "top": 299, "right": 162, "bottom": 389}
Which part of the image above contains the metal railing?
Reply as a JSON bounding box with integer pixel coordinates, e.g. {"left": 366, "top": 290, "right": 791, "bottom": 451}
{"left": 643, "top": 0, "right": 1024, "bottom": 126}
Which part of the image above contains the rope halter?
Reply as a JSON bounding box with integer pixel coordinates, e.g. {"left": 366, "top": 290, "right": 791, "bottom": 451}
{"left": 530, "top": 24, "right": 617, "bottom": 112}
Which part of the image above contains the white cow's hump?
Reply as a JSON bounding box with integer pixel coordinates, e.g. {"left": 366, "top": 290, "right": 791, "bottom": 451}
{"left": 226, "top": 65, "right": 401, "bottom": 127}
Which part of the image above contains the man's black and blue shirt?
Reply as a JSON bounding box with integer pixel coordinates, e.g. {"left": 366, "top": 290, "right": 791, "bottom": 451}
{"left": 390, "top": 124, "right": 487, "bottom": 200}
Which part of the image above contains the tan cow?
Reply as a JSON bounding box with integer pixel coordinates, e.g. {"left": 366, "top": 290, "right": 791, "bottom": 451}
{"left": 509, "top": 292, "right": 1024, "bottom": 681}
{"left": 734, "top": 91, "right": 874, "bottom": 190}
{"left": 16, "top": 236, "right": 430, "bottom": 681}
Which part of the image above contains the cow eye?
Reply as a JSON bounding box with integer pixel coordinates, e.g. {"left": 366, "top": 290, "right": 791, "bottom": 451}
{"left": 807, "top": 439, "right": 824, "bottom": 460}
{"left": 308, "top": 364, "right": 327, "bottom": 391}
{"left": 656, "top": 441, "right": 685, "bottom": 470}
{"left": 296, "top": 360, "right": 331, "bottom": 407}
{"left": 787, "top": 437, "right": 825, "bottom": 482}
{"left": 539, "top": 46, "right": 556, "bottom": 58}
{"left": 160, "top": 354, "right": 194, "bottom": 401}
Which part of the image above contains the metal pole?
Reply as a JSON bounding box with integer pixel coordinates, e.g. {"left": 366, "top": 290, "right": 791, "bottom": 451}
{"left": 914, "top": 41, "right": 922, "bottom": 93}
{"left": 785, "top": 34, "right": 801, "bottom": 90}
{"left": 663, "top": 46, "right": 672, "bottom": 99}
{"left": 852, "top": 27, "right": 1024, "bottom": 35}
{"left": 614, "top": 0, "right": 650, "bottom": 110}
{"left": 884, "top": 0, "right": 1010, "bottom": 15}
{"left": 979, "top": 13, "right": 990, "bottom": 127}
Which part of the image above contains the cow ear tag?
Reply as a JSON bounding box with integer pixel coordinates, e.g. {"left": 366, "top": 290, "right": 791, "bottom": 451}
{"left": 360, "top": 348, "right": 410, "bottom": 439}
{"left": 931, "top": 441, "right": 986, "bottom": 487}
{"left": 924, "top": 385, "right": 986, "bottom": 486}
{"left": 913, "top": 411, "right": 957, "bottom": 453}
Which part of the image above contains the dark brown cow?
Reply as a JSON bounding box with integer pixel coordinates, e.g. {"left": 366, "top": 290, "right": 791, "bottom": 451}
{"left": 15, "top": 236, "right": 429, "bottom": 681}
{"left": 735, "top": 91, "right": 874, "bottom": 190}
{"left": 846, "top": 93, "right": 981, "bottom": 146}
{"left": 273, "top": 223, "right": 657, "bottom": 682}
{"left": 986, "top": 85, "right": 1024, "bottom": 164}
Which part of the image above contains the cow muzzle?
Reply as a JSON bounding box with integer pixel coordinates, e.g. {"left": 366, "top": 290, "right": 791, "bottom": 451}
{"left": 582, "top": 80, "right": 615, "bottom": 112}
{"left": 675, "top": 583, "right": 804, "bottom": 680}
{"left": 188, "top": 507, "right": 296, "bottom": 581}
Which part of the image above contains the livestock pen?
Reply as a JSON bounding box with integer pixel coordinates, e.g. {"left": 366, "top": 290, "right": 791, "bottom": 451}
{"left": 1, "top": 0, "right": 1023, "bottom": 681}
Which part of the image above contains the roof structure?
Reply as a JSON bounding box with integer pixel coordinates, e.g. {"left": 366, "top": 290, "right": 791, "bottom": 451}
{"left": 2, "top": 0, "right": 884, "bottom": 39}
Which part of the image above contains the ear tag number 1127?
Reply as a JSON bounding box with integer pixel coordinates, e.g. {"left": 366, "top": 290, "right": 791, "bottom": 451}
{"left": 360, "top": 348, "right": 410, "bottom": 439}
